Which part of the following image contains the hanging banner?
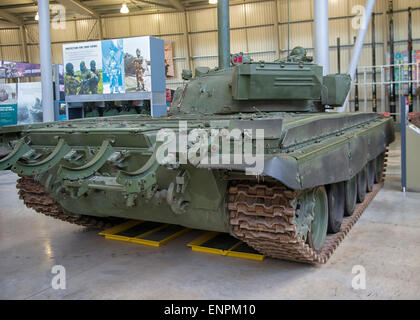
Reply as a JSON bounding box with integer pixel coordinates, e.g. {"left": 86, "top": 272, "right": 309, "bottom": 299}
{"left": 0, "top": 83, "right": 17, "bottom": 127}
{"left": 62, "top": 41, "right": 103, "bottom": 95}
{"left": 0, "top": 61, "right": 41, "bottom": 79}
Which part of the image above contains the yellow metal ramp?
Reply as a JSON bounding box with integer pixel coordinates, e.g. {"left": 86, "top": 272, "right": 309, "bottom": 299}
{"left": 187, "top": 232, "right": 264, "bottom": 261}
{"left": 99, "top": 220, "right": 189, "bottom": 247}
{"left": 99, "top": 221, "right": 264, "bottom": 261}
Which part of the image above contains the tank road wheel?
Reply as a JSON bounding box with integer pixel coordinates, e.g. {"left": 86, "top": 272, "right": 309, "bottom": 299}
{"left": 375, "top": 153, "right": 385, "bottom": 183}
{"left": 344, "top": 176, "right": 357, "bottom": 216}
{"left": 356, "top": 167, "right": 367, "bottom": 203}
{"left": 366, "top": 160, "right": 375, "bottom": 192}
{"left": 326, "top": 182, "right": 345, "bottom": 233}
{"left": 307, "top": 186, "right": 329, "bottom": 252}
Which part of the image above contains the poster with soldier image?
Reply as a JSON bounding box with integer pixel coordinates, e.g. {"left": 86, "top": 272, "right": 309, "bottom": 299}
{"left": 123, "top": 37, "right": 151, "bottom": 92}
{"left": 62, "top": 41, "right": 103, "bottom": 95}
{"left": 102, "top": 39, "right": 125, "bottom": 94}
{"left": 17, "top": 82, "right": 43, "bottom": 124}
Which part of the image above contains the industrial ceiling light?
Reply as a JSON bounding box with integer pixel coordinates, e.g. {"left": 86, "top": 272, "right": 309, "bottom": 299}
{"left": 120, "top": 2, "right": 129, "bottom": 14}
{"left": 35, "top": 12, "right": 39, "bottom": 21}
{"left": 209, "top": 0, "right": 218, "bottom": 4}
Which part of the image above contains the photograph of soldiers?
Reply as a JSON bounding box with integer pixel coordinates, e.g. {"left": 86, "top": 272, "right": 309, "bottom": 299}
{"left": 64, "top": 61, "right": 102, "bottom": 95}
{"left": 63, "top": 41, "right": 103, "bottom": 95}
{"left": 89, "top": 60, "right": 100, "bottom": 94}
{"left": 133, "top": 49, "right": 147, "bottom": 91}
{"left": 0, "top": 84, "right": 17, "bottom": 105}
{"left": 123, "top": 37, "right": 151, "bottom": 92}
{"left": 102, "top": 39, "right": 125, "bottom": 94}
{"left": 3, "top": 62, "right": 20, "bottom": 78}
{"left": 17, "top": 82, "right": 43, "bottom": 124}
{"left": 79, "top": 61, "right": 91, "bottom": 95}
{"left": 64, "top": 63, "right": 80, "bottom": 95}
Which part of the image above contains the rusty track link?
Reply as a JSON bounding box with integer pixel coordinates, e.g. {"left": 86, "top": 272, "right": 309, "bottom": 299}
{"left": 229, "top": 150, "right": 389, "bottom": 264}
{"left": 16, "top": 176, "right": 122, "bottom": 229}
{"left": 228, "top": 181, "right": 383, "bottom": 264}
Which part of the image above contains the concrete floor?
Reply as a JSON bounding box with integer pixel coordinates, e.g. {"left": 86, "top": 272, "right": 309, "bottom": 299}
{"left": 1, "top": 136, "right": 419, "bottom": 300}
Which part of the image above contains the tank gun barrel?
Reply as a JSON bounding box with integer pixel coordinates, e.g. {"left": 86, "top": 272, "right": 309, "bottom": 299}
{"left": 217, "top": 0, "right": 230, "bottom": 70}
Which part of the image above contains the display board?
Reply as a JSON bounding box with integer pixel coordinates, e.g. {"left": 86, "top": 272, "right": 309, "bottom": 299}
{"left": 63, "top": 36, "right": 164, "bottom": 97}
{"left": 62, "top": 41, "right": 103, "bottom": 95}
{"left": 123, "top": 37, "right": 151, "bottom": 92}
{"left": 407, "top": 123, "right": 420, "bottom": 189}
{"left": 17, "top": 82, "right": 43, "bottom": 124}
{"left": 0, "top": 61, "right": 41, "bottom": 79}
{"left": 63, "top": 36, "right": 166, "bottom": 117}
{"left": 0, "top": 83, "right": 17, "bottom": 127}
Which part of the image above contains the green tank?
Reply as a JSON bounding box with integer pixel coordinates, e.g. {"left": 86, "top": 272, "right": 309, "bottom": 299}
{"left": 0, "top": 1, "right": 394, "bottom": 264}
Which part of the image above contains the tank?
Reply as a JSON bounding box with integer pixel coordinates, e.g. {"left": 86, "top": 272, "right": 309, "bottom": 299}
{"left": 0, "top": 1, "right": 394, "bottom": 264}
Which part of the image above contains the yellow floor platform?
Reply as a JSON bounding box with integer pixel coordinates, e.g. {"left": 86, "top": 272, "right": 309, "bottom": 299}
{"left": 187, "top": 232, "right": 265, "bottom": 261}
{"left": 99, "top": 221, "right": 264, "bottom": 261}
{"left": 99, "top": 220, "right": 189, "bottom": 247}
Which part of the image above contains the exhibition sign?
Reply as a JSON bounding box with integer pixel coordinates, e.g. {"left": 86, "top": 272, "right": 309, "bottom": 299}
{"left": 0, "top": 83, "right": 17, "bottom": 127}
{"left": 0, "top": 61, "right": 41, "bottom": 79}
{"left": 17, "top": 82, "right": 43, "bottom": 125}
{"left": 63, "top": 36, "right": 164, "bottom": 97}
{"left": 0, "top": 82, "right": 45, "bottom": 127}
{"left": 62, "top": 41, "right": 103, "bottom": 95}
{"left": 0, "top": 104, "right": 17, "bottom": 127}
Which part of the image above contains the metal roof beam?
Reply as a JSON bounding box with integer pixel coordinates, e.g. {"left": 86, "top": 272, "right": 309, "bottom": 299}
{"left": 168, "top": 0, "right": 185, "bottom": 11}
{"left": 55, "top": 0, "right": 99, "bottom": 17}
{"left": 135, "top": 1, "right": 175, "bottom": 9}
{"left": 0, "top": 9, "right": 24, "bottom": 26}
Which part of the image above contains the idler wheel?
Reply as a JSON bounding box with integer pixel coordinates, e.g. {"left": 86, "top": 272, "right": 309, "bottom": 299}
{"left": 366, "top": 159, "right": 376, "bottom": 192}
{"left": 326, "top": 182, "right": 345, "bottom": 234}
{"left": 375, "top": 153, "right": 385, "bottom": 183}
{"left": 344, "top": 176, "right": 357, "bottom": 216}
{"left": 308, "top": 186, "right": 329, "bottom": 252}
{"left": 356, "top": 166, "right": 367, "bottom": 203}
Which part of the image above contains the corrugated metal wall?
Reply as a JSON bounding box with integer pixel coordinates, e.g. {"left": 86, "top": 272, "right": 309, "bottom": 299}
{"left": 0, "top": 0, "right": 419, "bottom": 92}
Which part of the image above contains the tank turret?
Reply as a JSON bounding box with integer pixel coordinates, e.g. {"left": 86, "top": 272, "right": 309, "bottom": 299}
{"left": 171, "top": 2, "right": 350, "bottom": 115}
{"left": 172, "top": 48, "right": 350, "bottom": 114}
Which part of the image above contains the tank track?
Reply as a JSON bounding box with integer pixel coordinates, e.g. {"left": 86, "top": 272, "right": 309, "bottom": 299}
{"left": 16, "top": 175, "right": 122, "bottom": 229}
{"left": 228, "top": 152, "right": 388, "bottom": 264}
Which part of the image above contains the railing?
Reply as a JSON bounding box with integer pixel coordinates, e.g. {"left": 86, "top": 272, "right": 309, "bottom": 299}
{"left": 351, "top": 62, "right": 420, "bottom": 118}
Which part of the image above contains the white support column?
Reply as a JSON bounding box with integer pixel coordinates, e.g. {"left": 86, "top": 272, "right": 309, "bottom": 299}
{"left": 339, "top": 0, "right": 376, "bottom": 112}
{"left": 347, "top": 0, "right": 376, "bottom": 81}
{"left": 314, "top": 0, "right": 329, "bottom": 75}
{"left": 38, "top": 0, "right": 55, "bottom": 122}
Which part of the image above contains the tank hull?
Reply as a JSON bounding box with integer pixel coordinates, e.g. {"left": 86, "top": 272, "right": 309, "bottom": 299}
{"left": 0, "top": 112, "right": 394, "bottom": 233}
